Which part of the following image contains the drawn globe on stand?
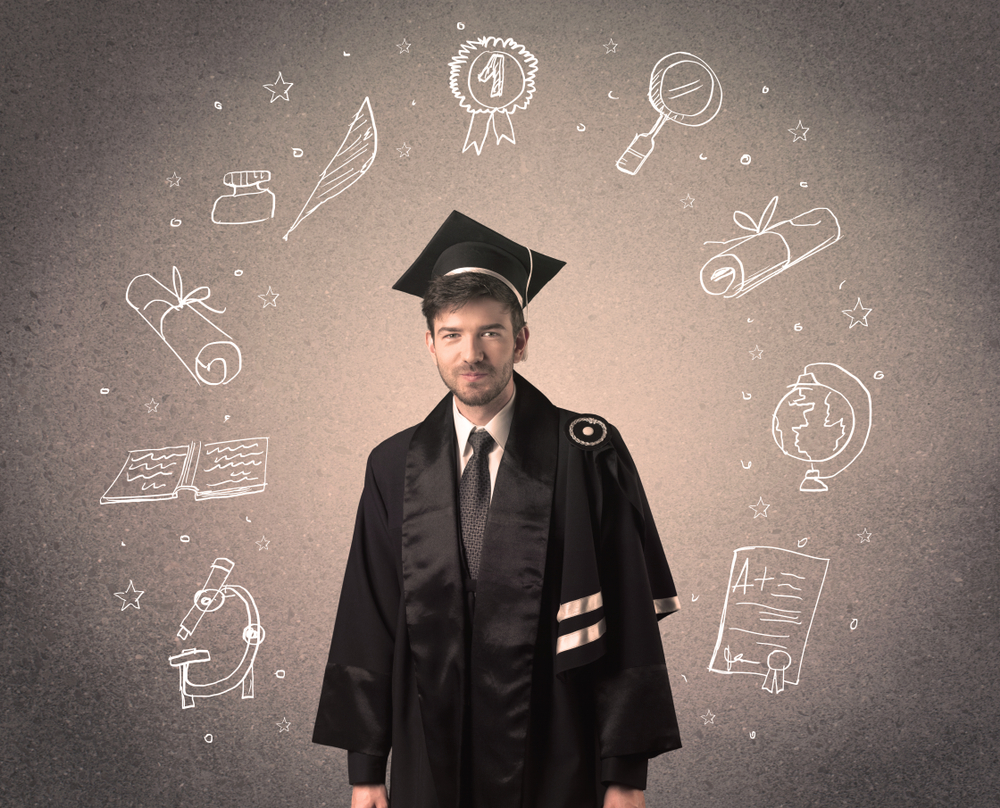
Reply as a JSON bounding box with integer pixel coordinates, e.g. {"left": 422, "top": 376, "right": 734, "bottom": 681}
{"left": 771, "top": 363, "right": 872, "bottom": 492}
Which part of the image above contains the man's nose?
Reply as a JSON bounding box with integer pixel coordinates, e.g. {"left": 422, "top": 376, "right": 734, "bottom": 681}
{"left": 462, "top": 337, "right": 485, "bottom": 363}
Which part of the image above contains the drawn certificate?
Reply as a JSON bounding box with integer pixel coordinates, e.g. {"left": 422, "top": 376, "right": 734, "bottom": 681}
{"left": 708, "top": 546, "right": 829, "bottom": 693}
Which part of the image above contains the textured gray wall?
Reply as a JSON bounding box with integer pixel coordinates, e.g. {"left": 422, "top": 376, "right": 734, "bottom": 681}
{"left": 2, "top": 0, "right": 998, "bottom": 806}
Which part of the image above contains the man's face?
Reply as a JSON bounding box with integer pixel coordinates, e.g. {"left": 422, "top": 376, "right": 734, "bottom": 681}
{"left": 425, "top": 296, "right": 528, "bottom": 409}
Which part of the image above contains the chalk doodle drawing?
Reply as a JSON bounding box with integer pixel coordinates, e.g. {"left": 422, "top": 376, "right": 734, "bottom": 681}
{"left": 101, "top": 437, "right": 269, "bottom": 504}
{"left": 397, "top": 142, "right": 412, "bottom": 158}
{"left": 700, "top": 196, "right": 842, "bottom": 298}
{"left": 617, "top": 52, "right": 722, "bottom": 176}
{"left": 842, "top": 297, "right": 872, "bottom": 328}
{"left": 772, "top": 363, "right": 871, "bottom": 492}
{"left": 449, "top": 36, "right": 538, "bottom": 155}
{"left": 604, "top": 38, "right": 618, "bottom": 54}
{"left": 708, "top": 546, "right": 829, "bottom": 694}
{"left": 114, "top": 580, "right": 144, "bottom": 611}
{"left": 283, "top": 97, "right": 377, "bottom": 240}
{"left": 211, "top": 171, "right": 275, "bottom": 225}
{"left": 127, "top": 266, "right": 242, "bottom": 386}
{"left": 169, "top": 558, "right": 264, "bottom": 709}
{"left": 276, "top": 717, "right": 292, "bottom": 732}
{"left": 263, "top": 72, "right": 293, "bottom": 103}
{"left": 397, "top": 38, "right": 412, "bottom": 54}
{"left": 789, "top": 120, "right": 809, "bottom": 142}
{"left": 144, "top": 398, "right": 159, "bottom": 414}
{"left": 858, "top": 528, "right": 873, "bottom": 543}
{"left": 681, "top": 193, "right": 695, "bottom": 208}
{"left": 166, "top": 173, "right": 181, "bottom": 187}
{"left": 258, "top": 287, "right": 279, "bottom": 308}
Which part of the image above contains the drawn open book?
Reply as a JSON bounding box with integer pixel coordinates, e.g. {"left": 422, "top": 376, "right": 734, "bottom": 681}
{"left": 101, "top": 437, "right": 268, "bottom": 504}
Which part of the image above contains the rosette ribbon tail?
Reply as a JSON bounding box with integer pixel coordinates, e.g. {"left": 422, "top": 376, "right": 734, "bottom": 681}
{"left": 463, "top": 110, "right": 494, "bottom": 155}
{"left": 492, "top": 109, "right": 516, "bottom": 146}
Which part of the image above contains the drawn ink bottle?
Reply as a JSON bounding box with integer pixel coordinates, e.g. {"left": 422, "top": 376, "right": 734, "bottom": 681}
{"left": 211, "top": 170, "right": 276, "bottom": 225}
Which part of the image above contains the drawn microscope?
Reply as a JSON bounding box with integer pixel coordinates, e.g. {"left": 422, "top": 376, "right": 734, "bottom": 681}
{"left": 168, "top": 558, "right": 265, "bottom": 709}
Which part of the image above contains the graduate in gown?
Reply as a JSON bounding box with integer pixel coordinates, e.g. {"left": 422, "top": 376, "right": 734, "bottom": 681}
{"left": 313, "top": 212, "right": 682, "bottom": 808}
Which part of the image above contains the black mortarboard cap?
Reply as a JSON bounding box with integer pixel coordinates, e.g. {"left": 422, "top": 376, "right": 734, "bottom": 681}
{"left": 392, "top": 211, "right": 565, "bottom": 307}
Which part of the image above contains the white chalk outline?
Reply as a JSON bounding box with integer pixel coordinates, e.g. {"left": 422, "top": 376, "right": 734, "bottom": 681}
{"left": 126, "top": 266, "right": 242, "bottom": 386}
{"left": 772, "top": 363, "right": 871, "bottom": 492}
{"left": 449, "top": 36, "right": 538, "bottom": 155}
{"left": 101, "top": 437, "right": 269, "bottom": 504}
{"left": 283, "top": 97, "right": 377, "bottom": 240}
{"left": 617, "top": 52, "right": 722, "bottom": 175}
{"left": 700, "top": 196, "right": 842, "bottom": 298}
{"left": 168, "top": 558, "right": 264, "bottom": 709}
{"left": 211, "top": 171, "right": 275, "bottom": 225}
{"left": 708, "top": 546, "right": 829, "bottom": 693}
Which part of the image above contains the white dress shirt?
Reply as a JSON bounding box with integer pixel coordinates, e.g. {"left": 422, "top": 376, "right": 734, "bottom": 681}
{"left": 452, "top": 385, "right": 516, "bottom": 498}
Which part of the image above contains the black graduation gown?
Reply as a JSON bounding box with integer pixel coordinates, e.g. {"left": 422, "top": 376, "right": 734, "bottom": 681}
{"left": 313, "top": 373, "right": 681, "bottom": 808}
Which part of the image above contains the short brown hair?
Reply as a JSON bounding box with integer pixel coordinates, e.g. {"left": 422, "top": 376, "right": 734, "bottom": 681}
{"left": 422, "top": 273, "right": 526, "bottom": 337}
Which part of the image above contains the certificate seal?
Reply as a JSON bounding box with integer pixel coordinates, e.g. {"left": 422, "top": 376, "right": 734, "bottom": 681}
{"left": 449, "top": 36, "right": 538, "bottom": 155}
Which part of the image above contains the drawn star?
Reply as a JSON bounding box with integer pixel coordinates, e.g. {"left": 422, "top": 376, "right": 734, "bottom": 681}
{"left": 858, "top": 528, "right": 872, "bottom": 543}
{"left": 700, "top": 709, "right": 716, "bottom": 725}
{"left": 749, "top": 344, "right": 764, "bottom": 360}
{"left": 145, "top": 397, "right": 159, "bottom": 413}
{"left": 749, "top": 497, "right": 770, "bottom": 519}
{"left": 114, "top": 580, "right": 144, "bottom": 611}
{"left": 789, "top": 120, "right": 809, "bottom": 142}
{"left": 842, "top": 297, "right": 872, "bottom": 328}
{"left": 681, "top": 193, "right": 695, "bottom": 209}
{"left": 397, "top": 38, "right": 411, "bottom": 54}
{"left": 256, "top": 536, "right": 270, "bottom": 551}
{"left": 166, "top": 172, "right": 182, "bottom": 187}
{"left": 603, "top": 38, "right": 618, "bottom": 54}
{"left": 259, "top": 287, "right": 279, "bottom": 308}
{"left": 263, "top": 72, "right": 294, "bottom": 103}
{"left": 276, "top": 717, "right": 292, "bottom": 732}
{"left": 397, "top": 142, "right": 412, "bottom": 158}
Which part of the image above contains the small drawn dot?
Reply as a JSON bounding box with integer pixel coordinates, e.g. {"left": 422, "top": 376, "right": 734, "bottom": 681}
{"left": 794, "top": 323, "right": 802, "bottom": 331}
{"left": 577, "top": 123, "right": 586, "bottom": 132}
{"left": 234, "top": 269, "right": 243, "bottom": 277}
{"left": 100, "top": 388, "right": 110, "bottom": 394}
{"left": 292, "top": 148, "right": 303, "bottom": 158}
{"left": 800, "top": 181, "right": 808, "bottom": 188}
{"left": 180, "top": 534, "right": 191, "bottom": 543}
{"left": 740, "top": 154, "right": 752, "bottom": 165}
{"left": 204, "top": 733, "right": 214, "bottom": 743}
{"left": 214, "top": 102, "right": 222, "bottom": 110}
{"left": 170, "top": 219, "right": 182, "bottom": 227}
{"left": 275, "top": 670, "right": 286, "bottom": 679}
{"left": 797, "top": 537, "right": 809, "bottom": 548}
{"left": 850, "top": 618, "right": 859, "bottom": 631}
{"left": 750, "top": 730, "right": 757, "bottom": 738}
{"left": 873, "top": 371, "right": 884, "bottom": 380}
{"left": 762, "top": 86, "right": 769, "bottom": 94}
{"left": 457, "top": 22, "right": 465, "bottom": 29}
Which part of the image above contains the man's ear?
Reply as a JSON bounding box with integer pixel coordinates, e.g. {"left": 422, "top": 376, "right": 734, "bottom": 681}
{"left": 425, "top": 329, "right": 436, "bottom": 358}
{"left": 514, "top": 324, "right": 530, "bottom": 363}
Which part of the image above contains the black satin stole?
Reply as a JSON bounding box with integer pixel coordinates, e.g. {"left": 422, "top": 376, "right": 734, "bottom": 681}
{"left": 401, "top": 374, "right": 557, "bottom": 808}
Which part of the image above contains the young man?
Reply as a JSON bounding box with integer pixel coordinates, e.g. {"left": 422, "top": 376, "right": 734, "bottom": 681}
{"left": 313, "top": 212, "right": 681, "bottom": 808}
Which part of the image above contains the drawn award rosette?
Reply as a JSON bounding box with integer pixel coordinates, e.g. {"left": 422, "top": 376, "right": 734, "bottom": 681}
{"left": 449, "top": 36, "right": 538, "bottom": 155}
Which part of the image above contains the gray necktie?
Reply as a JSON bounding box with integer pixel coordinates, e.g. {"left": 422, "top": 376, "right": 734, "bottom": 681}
{"left": 460, "top": 429, "right": 494, "bottom": 580}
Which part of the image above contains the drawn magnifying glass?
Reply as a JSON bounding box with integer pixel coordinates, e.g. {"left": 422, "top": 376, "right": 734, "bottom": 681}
{"left": 617, "top": 52, "right": 722, "bottom": 176}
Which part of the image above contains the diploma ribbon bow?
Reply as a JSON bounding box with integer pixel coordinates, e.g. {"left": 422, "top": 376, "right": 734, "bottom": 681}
{"left": 145, "top": 265, "right": 228, "bottom": 338}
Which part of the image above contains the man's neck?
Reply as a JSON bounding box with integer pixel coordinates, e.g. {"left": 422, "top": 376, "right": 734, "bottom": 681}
{"left": 455, "top": 378, "right": 515, "bottom": 426}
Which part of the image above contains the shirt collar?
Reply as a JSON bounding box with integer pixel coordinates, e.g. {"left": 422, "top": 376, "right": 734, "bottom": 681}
{"left": 453, "top": 383, "right": 517, "bottom": 453}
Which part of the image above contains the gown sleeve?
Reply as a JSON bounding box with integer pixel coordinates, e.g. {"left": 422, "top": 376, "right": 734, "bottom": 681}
{"left": 590, "top": 424, "right": 682, "bottom": 782}
{"left": 313, "top": 451, "right": 401, "bottom": 780}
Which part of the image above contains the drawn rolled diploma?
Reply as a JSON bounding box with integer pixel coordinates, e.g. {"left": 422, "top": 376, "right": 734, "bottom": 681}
{"left": 700, "top": 207, "right": 841, "bottom": 298}
{"left": 126, "top": 268, "right": 242, "bottom": 386}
